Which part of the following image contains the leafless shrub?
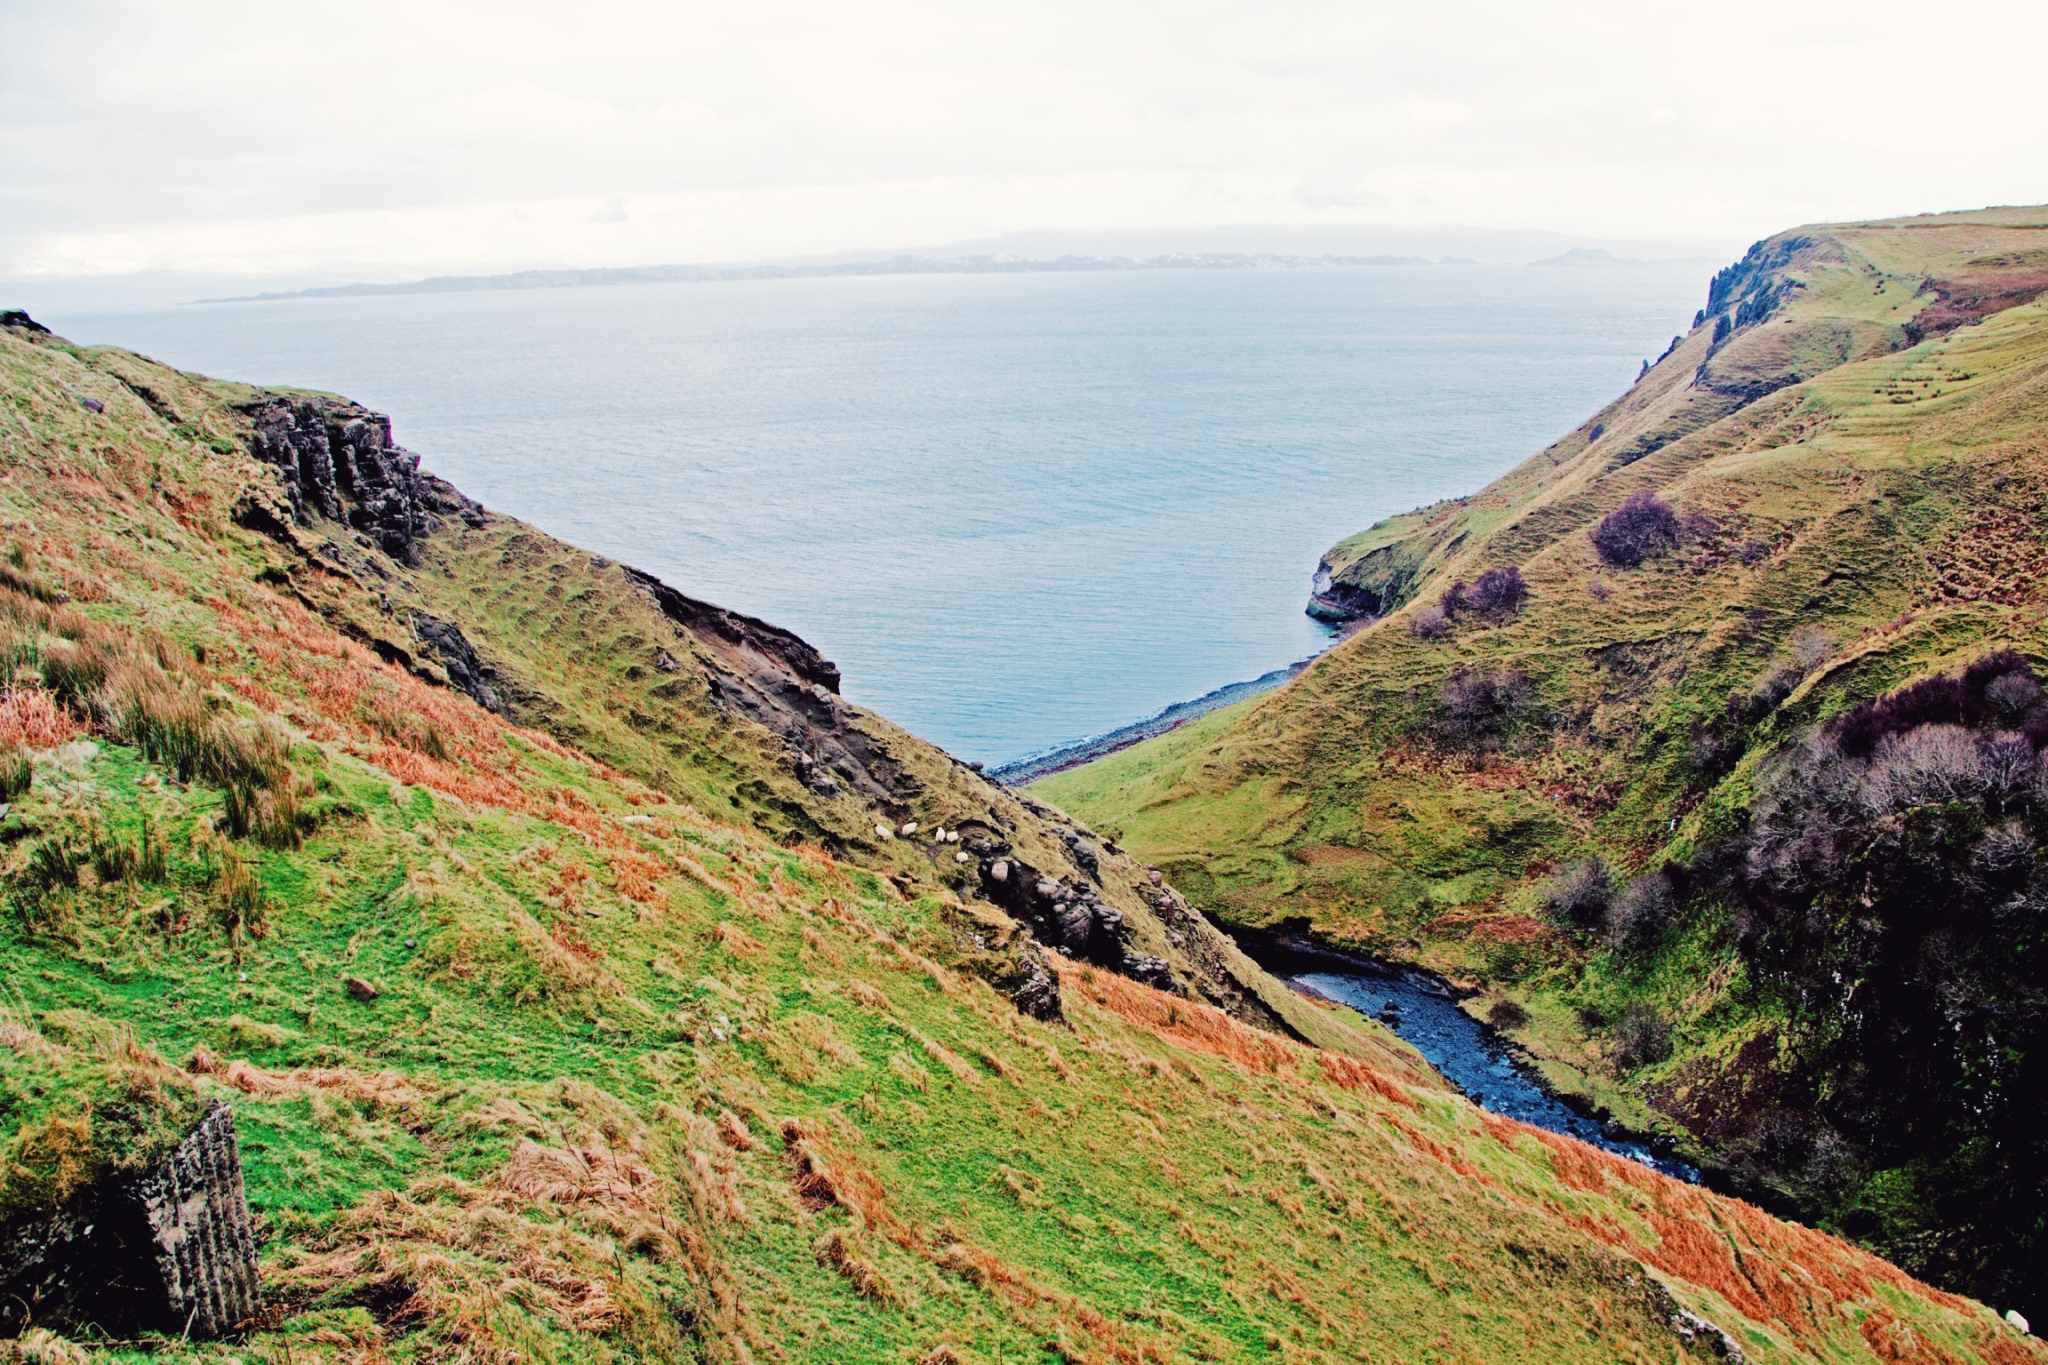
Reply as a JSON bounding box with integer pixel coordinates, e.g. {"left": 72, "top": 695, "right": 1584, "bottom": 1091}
{"left": 1589, "top": 490, "right": 1681, "bottom": 568}
{"left": 1987, "top": 669, "right": 2042, "bottom": 722}
{"left": 1608, "top": 869, "right": 1676, "bottom": 955}
{"left": 1540, "top": 858, "right": 1611, "bottom": 936}
{"left": 1788, "top": 625, "right": 1831, "bottom": 673}
{"left": 1466, "top": 565, "right": 1527, "bottom": 621}
{"left": 1408, "top": 604, "right": 1448, "bottom": 639}
{"left": 1610, "top": 1003, "right": 1672, "bottom": 1071}
{"left": 1434, "top": 666, "right": 1530, "bottom": 750}
{"left": 1859, "top": 725, "right": 1989, "bottom": 813}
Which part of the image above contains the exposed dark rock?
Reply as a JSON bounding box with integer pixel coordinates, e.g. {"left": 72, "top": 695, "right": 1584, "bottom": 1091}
{"left": 1304, "top": 515, "right": 1459, "bottom": 623}
{"left": 618, "top": 564, "right": 919, "bottom": 814}
{"left": 238, "top": 396, "right": 484, "bottom": 566}
{"left": 76, "top": 396, "right": 103, "bottom": 414}
{"left": 0, "top": 310, "right": 50, "bottom": 335}
{"left": 1123, "top": 955, "right": 1176, "bottom": 989}
{"left": 0, "top": 1101, "right": 259, "bottom": 1339}
{"left": 411, "top": 613, "right": 501, "bottom": 712}
{"left": 1003, "top": 945, "right": 1063, "bottom": 1020}
{"left": 622, "top": 566, "right": 840, "bottom": 694}
{"left": 976, "top": 854, "right": 1154, "bottom": 983}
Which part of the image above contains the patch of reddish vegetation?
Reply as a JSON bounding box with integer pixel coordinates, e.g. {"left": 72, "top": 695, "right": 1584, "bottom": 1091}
{"left": 1493, "top": 1117, "right": 1992, "bottom": 1343}
{"left": 1382, "top": 1114, "right": 1486, "bottom": 1180}
{"left": 1465, "top": 913, "right": 1550, "bottom": 945}
{"left": 1051, "top": 956, "right": 1296, "bottom": 1075}
{"left": 1855, "top": 1304, "right": 1991, "bottom": 1365}
{"left": 777, "top": 1117, "right": 913, "bottom": 1247}
{"left": 548, "top": 919, "right": 602, "bottom": 964}
{"left": 1907, "top": 272, "right": 2048, "bottom": 343}
{"left": 372, "top": 744, "right": 530, "bottom": 812}
{"left": 0, "top": 686, "right": 79, "bottom": 748}
{"left": 609, "top": 848, "right": 667, "bottom": 904}
{"left": 1316, "top": 1052, "right": 1418, "bottom": 1109}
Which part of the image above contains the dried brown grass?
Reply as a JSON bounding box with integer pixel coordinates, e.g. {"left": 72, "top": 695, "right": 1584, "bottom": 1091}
{"left": 1050, "top": 955, "right": 1294, "bottom": 1075}
{"left": 0, "top": 687, "right": 77, "bottom": 748}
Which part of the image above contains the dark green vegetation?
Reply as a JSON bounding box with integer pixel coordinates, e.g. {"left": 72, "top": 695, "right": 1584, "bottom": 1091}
{"left": 0, "top": 295, "right": 2037, "bottom": 1363}
{"left": 1038, "top": 205, "right": 2048, "bottom": 1325}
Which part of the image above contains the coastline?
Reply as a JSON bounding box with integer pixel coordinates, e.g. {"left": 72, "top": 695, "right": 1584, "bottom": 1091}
{"left": 989, "top": 657, "right": 1314, "bottom": 785}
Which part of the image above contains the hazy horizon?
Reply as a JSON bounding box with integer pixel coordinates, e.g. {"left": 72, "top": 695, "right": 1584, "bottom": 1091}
{"left": 5, "top": 0, "right": 2044, "bottom": 309}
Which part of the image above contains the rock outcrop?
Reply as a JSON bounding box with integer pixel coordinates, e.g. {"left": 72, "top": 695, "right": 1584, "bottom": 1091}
{"left": 0, "top": 1101, "right": 260, "bottom": 1339}
{"left": 239, "top": 395, "right": 484, "bottom": 565}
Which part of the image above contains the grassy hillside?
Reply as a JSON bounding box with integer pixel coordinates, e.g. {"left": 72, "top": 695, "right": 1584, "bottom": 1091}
{"left": 1037, "top": 206, "right": 2048, "bottom": 1317}
{"left": 0, "top": 315, "right": 2034, "bottom": 1361}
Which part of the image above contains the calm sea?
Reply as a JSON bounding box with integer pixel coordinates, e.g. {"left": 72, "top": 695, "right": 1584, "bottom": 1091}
{"left": 55, "top": 265, "right": 1706, "bottom": 765}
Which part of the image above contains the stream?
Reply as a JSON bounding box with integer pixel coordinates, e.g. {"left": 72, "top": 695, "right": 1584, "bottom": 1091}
{"left": 1292, "top": 965, "right": 1699, "bottom": 1181}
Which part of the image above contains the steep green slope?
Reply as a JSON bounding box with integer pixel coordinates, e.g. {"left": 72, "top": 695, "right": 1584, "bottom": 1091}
{"left": 1038, "top": 205, "right": 2048, "bottom": 1317}
{"left": 0, "top": 315, "right": 2033, "bottom": 1362}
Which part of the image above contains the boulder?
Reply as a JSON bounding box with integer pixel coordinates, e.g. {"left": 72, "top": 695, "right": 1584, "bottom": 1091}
{"left": 0, "top": 1101, "right": 260, "bottom": 1339}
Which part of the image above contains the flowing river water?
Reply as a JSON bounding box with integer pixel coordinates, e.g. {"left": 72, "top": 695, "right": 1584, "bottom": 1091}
{"left": 1287, "top": 963, "right": 1699, "bottom": 1180}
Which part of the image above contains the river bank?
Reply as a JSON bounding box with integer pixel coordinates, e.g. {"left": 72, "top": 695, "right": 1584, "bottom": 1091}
{"left": 1231, "top": 922, "right": 1699, "bottom": 1180}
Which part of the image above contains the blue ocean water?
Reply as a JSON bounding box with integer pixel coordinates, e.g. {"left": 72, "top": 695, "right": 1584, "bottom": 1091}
{"left": 55, "top": 265, "right": 1706, "bottom": 764}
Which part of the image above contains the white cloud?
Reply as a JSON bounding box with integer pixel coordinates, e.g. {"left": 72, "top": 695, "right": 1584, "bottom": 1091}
{"left": 2, "top": 0, "right": 2045, "bottom": 284}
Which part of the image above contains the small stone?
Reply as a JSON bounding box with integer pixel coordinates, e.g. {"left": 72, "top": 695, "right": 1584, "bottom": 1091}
{"left": 404, "top": 938, "right": 416, "bottom": 949}
{"left": 236, "top": 971, "right": 248, "bottom": 982}
{"left": 1149, "top": 869, "right": 1163, "bottom": 886}
{"left": 989, "top": 860, "right": 1009, "bottom": 882}
{"left": 1035, "top": 878, "right": 1060, "bottom": 899}
{"left": 344, "top": 976, "right": 379, "bottom": 1001}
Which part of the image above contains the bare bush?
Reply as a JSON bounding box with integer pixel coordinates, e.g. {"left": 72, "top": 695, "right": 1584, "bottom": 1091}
{"left": 1832, "top": 649, "right": 2038, "bottom": 758}
{"left": 1608, "top": 869, "right": 1676, "bottom": 954}
{"left": 1789, "top": 625, "right": 1832, "bottom": 673}
{"left": 1487, "top": 999, "right": 1530, "bottom": 1031}
{"left": 1438, "top": 566, "right": 1526, "bottom": 626}
{"left": 1540, "top": 858, "right": 1612, "bottom": 936}
{"left": 1408, "top": 604, "right": 1448, "bottom": 639}
{"left": 1466, "top": 566, "right": 1527, "bottom": 621}
{"left": 1987, "top": 669, "right": 2042, "bottom": 722}
{"left": 1589, "top": 490, "right": 1681, "bottom": 568}
{"left": 1609, "top": 1003, "right": 1672, "bottom": 1071}
{"left": 1434, "top": 667, "right": 1530, "bottom": 750}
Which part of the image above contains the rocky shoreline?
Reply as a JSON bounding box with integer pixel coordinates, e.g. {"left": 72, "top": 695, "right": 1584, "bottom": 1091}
{"left": 989, "top": 658, "right": 1314, "bottom": 785}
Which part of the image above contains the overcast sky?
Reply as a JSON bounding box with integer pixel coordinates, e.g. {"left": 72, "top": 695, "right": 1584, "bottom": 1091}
{"left": 4, "top": 0, "right": 2046, "bottom": 288}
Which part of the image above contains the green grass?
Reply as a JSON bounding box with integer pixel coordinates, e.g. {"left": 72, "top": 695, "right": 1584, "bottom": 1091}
{"left": 0, "top": 306, "right": 2035, "bottom": 1363}
{"left": 1036, "top": 206, "right": 2048, "bottom": 1247}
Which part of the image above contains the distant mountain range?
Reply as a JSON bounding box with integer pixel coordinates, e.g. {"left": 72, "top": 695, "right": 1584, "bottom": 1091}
{"left": 199, "top": 247, "right": 1720, "bottom": 304}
